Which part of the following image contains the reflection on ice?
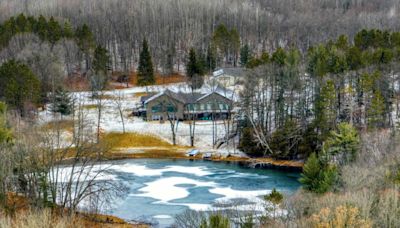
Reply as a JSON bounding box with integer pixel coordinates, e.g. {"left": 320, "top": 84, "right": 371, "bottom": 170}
{"left": 111, "top": 164, "right": 213, "bottom": 177}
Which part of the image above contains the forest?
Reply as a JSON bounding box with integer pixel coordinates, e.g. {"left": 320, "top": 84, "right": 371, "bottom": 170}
{"left": 0, "top": 0, "right": 400, "bottom": 227}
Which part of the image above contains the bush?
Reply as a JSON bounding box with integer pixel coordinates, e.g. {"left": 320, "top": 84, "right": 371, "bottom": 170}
{"left": 308, "top": 205, "right": 372, "bottom": 228}
{"left": 200, "top": 214, "right": 230, "bottom": 228}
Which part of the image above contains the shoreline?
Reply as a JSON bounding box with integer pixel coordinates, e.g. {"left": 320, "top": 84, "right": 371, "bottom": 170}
{"left": 103, "top": 148, "right": 304, "bottom": 172}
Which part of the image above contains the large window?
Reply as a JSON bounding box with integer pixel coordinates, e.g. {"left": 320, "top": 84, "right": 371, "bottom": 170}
{"left": 152, "top": 105, "right": 162, "bottom": 113}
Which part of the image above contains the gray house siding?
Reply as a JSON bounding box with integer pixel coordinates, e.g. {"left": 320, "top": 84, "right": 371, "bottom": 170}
{"left": 142, "top": 90, "right": 234, "bottom": 121}
{"left": 145, "top": 94, "right": 185, "bottom": 121}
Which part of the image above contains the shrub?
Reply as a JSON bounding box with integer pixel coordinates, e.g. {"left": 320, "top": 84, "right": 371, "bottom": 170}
{"left": 308, "top": 205, "right": 372, "bottom": 228}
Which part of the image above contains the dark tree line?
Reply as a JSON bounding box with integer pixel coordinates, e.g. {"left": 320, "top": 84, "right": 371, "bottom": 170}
{"left": 0, "top": 14, "right": 111, "bottom": 115}
{"left": 1, "top": 0, "right": 399, "bottom": 72}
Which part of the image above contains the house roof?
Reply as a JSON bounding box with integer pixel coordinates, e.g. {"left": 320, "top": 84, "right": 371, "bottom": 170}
{"left": 143, "top": 88, "right": 233, "bottom": 105}
{"left": 140, "top": 93, "right": 157, "bottom": 103}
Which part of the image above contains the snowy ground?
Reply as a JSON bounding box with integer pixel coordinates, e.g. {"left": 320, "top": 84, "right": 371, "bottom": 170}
{"left": 38, "top": 82, "right": 246, "bottom": 156}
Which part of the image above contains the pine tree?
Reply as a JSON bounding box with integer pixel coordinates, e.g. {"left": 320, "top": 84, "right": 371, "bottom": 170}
{"left": 93, "top": 45, "right": 110, "bottom": 74}
{"left": 137, "top": 39, "right": 155, "bottom": 86}
{"left": 187, "top": 48, "right": 198, "bottom": 78}
{"left": 36, "top": 15, "right": 48, "bottom": 40}
{"left": 324, "top": 123, "right": 359, "bottom": 165}
{"left": 75, "top": 24, "right": 95, "bottom": 51}
{"left": 47, "top": 16, "right": 62, "bottom": 44}
{"left": 50, "top": 88, "right": 73, "bottom": 116}
{"left": 314, "top": 80, "right": 337, "bottom": 138}
{"left": 367, "top": 90, "right": 385, "bottom": 129}
{"left": 238, "top": 127, "right": 262, "bottom": 156}
{"left": 186, "top": 48, "right": 204, "bottom": 89}
{"left": 264, "top": 188, "right": 283, "bottom": 218}
{"left": 240, "top": 44, "right": 252, "bottom": 66}
{"left": 0, "top": 60, "right": 41, "bottom": 112}
{"left": 299, "top": 153, "right": 337, "bottom": 194}
{"left": 271, "top": 47, "right": 287, "bottom": 66}
{"left": 200, "top": 214, "right": 230, "bottom": 228}
{"left": 62, "top": 21, "right": 74, "bottom": 38}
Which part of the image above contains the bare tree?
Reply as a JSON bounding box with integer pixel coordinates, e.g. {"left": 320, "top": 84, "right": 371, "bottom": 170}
{"left": 113, "top": 90, "right": 126, "bottom": 133}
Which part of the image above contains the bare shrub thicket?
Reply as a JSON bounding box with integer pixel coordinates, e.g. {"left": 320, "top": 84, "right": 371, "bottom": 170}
{"left": 0, "top": 208, "right": 82, "bottom": 228}
{"left": 0, "top": 97, "right": 127, "bottom": 216}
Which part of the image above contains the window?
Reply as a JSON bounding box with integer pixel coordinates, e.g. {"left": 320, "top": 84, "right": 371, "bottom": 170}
{"left": 152, "top": 115, "right": 160, "bottom": 121}
{"left": 200, "top": 104, "right": 205, "bottom": 111}
{"left": 167, "top": 104, "right": 176, "bottom": 112}
{"left": 207, "top": 103, "right": 212, "bottom": 110}
{"left": 152, "top": 105, "right": 162, "bottom": 113}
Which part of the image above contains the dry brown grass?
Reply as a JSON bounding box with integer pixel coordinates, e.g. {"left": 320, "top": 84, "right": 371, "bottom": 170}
{"left": 83, "top": 104, "right": 99, "bottom": 110}
{"left": 133, "top": 92, "right": 149, "bottom": 98}
{"left": 130, "top": 72, "right": 187, "bottom": 85}
{"left": 1, "top": 193, "right": 146, "bottom": 228}
{"left": 109, "top": 149, "right": 188, "bottom": 160}
{"left": 41, "top": 120, "right": 74, "bottom": 132}
{"left": 102, "top": 132, "right": 175, "bottom": 149}
{"left": 98, "top": 94, "right": 117, "bottom": 100}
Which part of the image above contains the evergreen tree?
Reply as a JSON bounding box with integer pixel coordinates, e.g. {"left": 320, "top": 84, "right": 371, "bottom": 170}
{"left": 137, "top": 39, "right": 155, "bottom": 86}
{"left": 367, "top": 90, "right": 385, "bottom": 129}
{"left": 186, "top": 48, "right": 204, "bottom": 89}
{"left": 238, "top": 127, "right": 263, "bottom": 156}
{"left": 47, "top": 16, "right": 62, "bottom": 44}
{"left": 346, "top": 46, "right": 364, "bottom": 70}
{"left": 0, "top": 60, "right": 41, "bottom": 112}
{"left": 314, "top": 80, "right": 337, "bottom": 138}
{"left": 200, "top": 214, "right": 230, "bottom": 228}
{"left": 335, "top": 34, "right": 349, "bottom": 50}
{"left": 15, "top": 13, "right": 27, "bottom": 32}
{"left": 299, "top": 153, "right": 337, "bottom": 194}
{"left": 240, "top": 44, "right": 252, "bottom": 66}
{"left": 264, "top": 188, "right": 283, "bottom": 218}
{"left": 270, "top": 119, "right": 301, "bottom": 159}
{"left": 50, "top": 88, "right": 73, "bottom": 116}
{"left": 324, "top": 123, "right": 360, "bottom": 165}
{"left": 62, "top": 21, "right": 74, "bottom": 38}
{"left": 93, "top": 45, "right": 110, "bottom": 74}
{"left": 75, "top": 24, "right": 95, "bottom": 51}
{"left": 307, "top": 45, "right": 329, "bottom": 78}
{"left": 271, "top": 47, "right": 287, "bottom": 66}
{"left": 36, "top": 15, "right": 48, "bottom": 40}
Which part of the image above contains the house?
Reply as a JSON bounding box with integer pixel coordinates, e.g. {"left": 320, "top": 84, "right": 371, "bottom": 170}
{"left": 135, "top": 88, "right": 234, "bottom": 121}
{"left": 211, "top": 68, "right": 246, "bottom": 87}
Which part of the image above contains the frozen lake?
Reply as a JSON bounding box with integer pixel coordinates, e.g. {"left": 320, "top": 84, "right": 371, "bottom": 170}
{"left": 103, "top": 159, "right": 301, "bottom": 227}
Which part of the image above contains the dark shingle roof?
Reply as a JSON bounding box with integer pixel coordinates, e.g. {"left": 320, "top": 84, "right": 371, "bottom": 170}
{"left": 143, "top": 88, "right": 232, "bottom": 105}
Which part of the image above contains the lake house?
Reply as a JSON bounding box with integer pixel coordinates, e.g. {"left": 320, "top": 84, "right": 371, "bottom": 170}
{"left": 134, "top": 88, "right": 234, "bottom": 121}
